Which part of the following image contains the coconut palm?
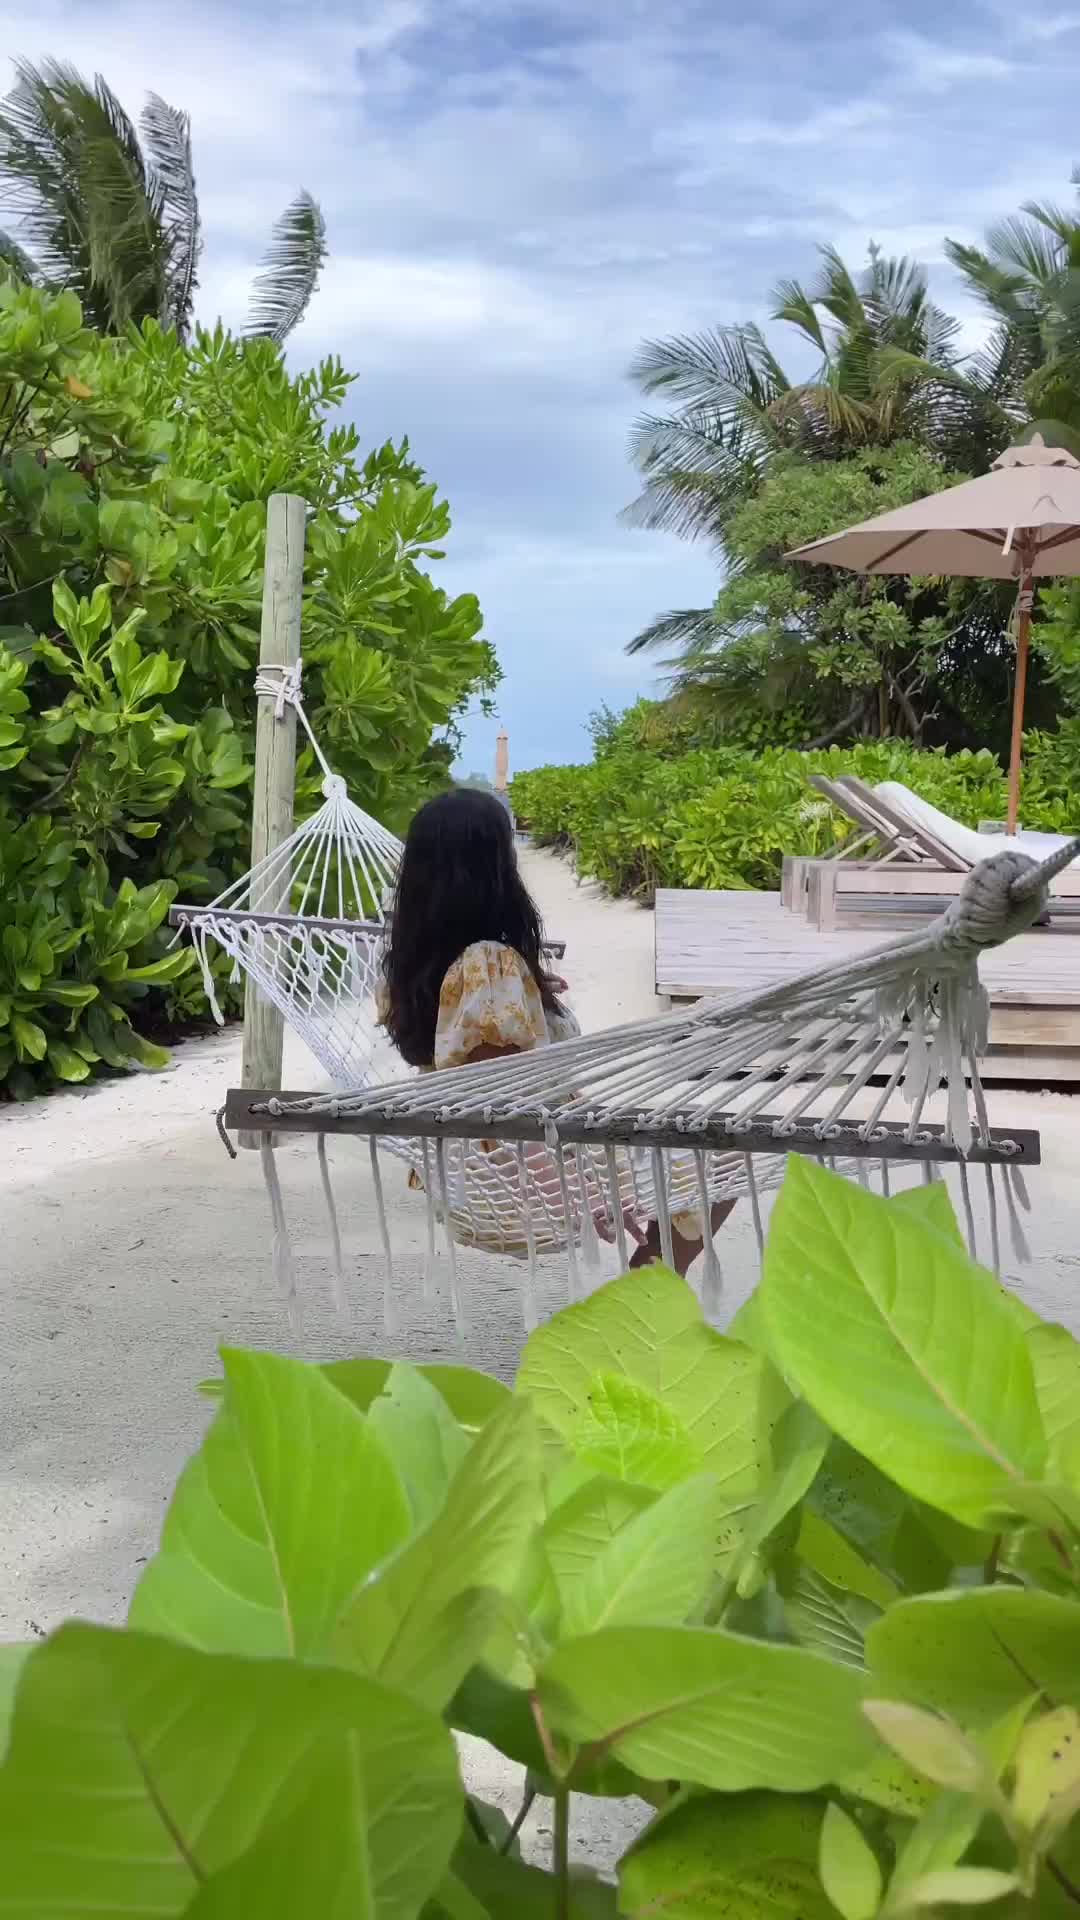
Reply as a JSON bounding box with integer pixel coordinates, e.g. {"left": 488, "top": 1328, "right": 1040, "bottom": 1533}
{"left": 946, "top": 182, "right": 1080, "bottom": 449}
{"left": 623, "top": 244, "right": 1019, "bottom": 672}
{"left": 623, "top": 244, "right": 1010, "bottom": 556}
{"left": 0, "top": 59, "right": 326, "bottom": 343}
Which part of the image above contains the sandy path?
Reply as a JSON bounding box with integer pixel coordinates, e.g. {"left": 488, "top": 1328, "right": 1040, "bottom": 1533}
{"left": 2, "top": 845, "right": 1079, "bottom": 1866}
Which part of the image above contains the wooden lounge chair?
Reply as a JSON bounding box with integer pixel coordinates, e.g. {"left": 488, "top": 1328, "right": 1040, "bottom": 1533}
{"left": 796, "top": 778, "right": 1080, "bottom": 930}
{"left": 780, "top": 774, "right": 946, "bottom": 913}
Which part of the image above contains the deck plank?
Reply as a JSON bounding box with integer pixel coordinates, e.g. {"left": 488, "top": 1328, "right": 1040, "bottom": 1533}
{"left": 655, "top": 888, "right": 1080, "bottom": 1011}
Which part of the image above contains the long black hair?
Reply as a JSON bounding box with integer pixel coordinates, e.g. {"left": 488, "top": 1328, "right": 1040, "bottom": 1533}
{"left": 381, "top": 788, "right": 561, "bottom": 1067}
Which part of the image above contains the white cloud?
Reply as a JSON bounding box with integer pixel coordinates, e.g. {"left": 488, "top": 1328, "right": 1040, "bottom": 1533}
{"left": 885, "top": 31, "right": 1014, "bottom": 91}
{"left": 725, "top": 100, "right": 892, "bottom": 149}
{"left": 2, "top": 0, "right": 1079, "bottom": 769}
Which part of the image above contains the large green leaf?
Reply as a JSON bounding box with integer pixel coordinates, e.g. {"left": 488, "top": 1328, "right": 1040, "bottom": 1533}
{"left": 726, "top": 1400, "right": 830, "bottom": 1600}
{"left": 867, "top": 1588, "right": 1080, "bottom": 1723}
{"left": 891, "top": 1181, "right": 965, "bottom": 1247}
{"left": 130, "top": 1349, "right": 411, "bottom": 1655}
{"left": 0, "top": 1623, "right": 460, "bottom": 1919}
{"left": 0, "top": 1646, "right": 29, "bottom": 1761}
{"left": 542, "top": 1476, "right": 657, "bottom": 1601}
{"left": 452, "top": 1837, "right": 617, "bottom": 1917}
{"left": 517, "top": 1267, "right": 766, "bottom": 1543}
{"left": 806, "top": 1438, "right": 908, "bottom": 1567}
{"left": 558, "top": 1473, "right": 723, "bottom": 1637}
{"left": 761, "top": 1159, "right": 1046, "bottom": 1528}
{"left": 369, "top": 1362, "right": 471, "bottom": 1530}
{"left": 620, "top": 1791, "right": 835, "bottom": 1917}
{"left": 324, "top": 1358, "right": 511, "bottom": 1434}
{"left": 181, "top": 1746, "right": 373, "bottom": 1917}
{"left": 333, "top": 1396, "right": 542, "bottom": 1710}
{"left": 568, "top": 1373, "right": 703, "bottom": 1490}
{"left": 796, "top": 1509, "right": 900, "bottom": 1612}
{"left": 1027, "top": 1323, "right": 1080, "bottom": 1480}
{"left": 539, "top": 1626, "right": 872, "bottom": 1790}
{"left": 780, "top": 1563, "right": 881, "bottom": 1670}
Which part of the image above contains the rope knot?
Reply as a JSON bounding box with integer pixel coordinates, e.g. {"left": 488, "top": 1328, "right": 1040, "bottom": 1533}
{"left": 940, "top": 848, "right": 1051, "bottom": 955}
{"left": 254, "top": 659, "right": 303, "bottom": 720}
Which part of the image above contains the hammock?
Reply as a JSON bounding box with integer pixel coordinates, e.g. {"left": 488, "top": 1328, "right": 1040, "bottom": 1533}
{"left": 170, "top": 662, "right": 561, "bottom": 1088}
{"left": 224, "top": 837, "right": 1072, "bottom": 1340}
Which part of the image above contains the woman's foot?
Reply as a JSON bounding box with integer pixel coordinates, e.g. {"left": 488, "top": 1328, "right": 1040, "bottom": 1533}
{"left": 629, "top": 1200, "right": 737, "bottom": 1276}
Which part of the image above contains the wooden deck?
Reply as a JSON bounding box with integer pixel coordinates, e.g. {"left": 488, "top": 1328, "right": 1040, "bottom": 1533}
{"left": 655, "top": 888, "right": 1080, "bottom": 1082}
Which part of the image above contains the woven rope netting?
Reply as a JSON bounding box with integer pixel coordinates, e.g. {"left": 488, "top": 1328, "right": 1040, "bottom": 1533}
{"left": 171, "top": 663, "right": 405, "bottom": 1086}
{"left": 173, "top": 664, "right": 560, "bottom": 1092}
{"left": 228, "top": 839, "right": 1076, "bottom": 1336}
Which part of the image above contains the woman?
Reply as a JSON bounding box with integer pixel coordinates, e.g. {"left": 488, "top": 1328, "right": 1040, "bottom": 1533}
{"left": 380, "top": 788, "right": 733, "bottom": 1275}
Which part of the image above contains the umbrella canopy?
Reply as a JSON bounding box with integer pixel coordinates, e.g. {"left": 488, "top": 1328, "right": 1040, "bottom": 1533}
{"left": 788, "top": 435, "right": 1080, "bottom": 831}
{"left": 791, "top": 435, "right": 1080, "bottom": 577}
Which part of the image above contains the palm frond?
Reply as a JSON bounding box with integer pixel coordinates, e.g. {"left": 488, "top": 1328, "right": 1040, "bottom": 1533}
{"left": 244, "top": 189, "right": 327, "bottom": 342}
{"left": 625, "top": 605, "right": 718, "bottom": 657}
{"left": 811, "top": 244, "right": 865, "bottom": 333}
{"left": 76, "top": 73, "right": 168, "bottom": 329}
{"left": 769, "top": 276, "right": 827, "bottom": 354}
{"left": 985, "top": 212, "right": 1065, "bottom": 286}
{"left": 863, "top": 249, "right": 927, "bottom": 320}
{"left": 0, "top": 227, "right": 38, "bottom": 283}
{"left": 0, "top": 58, "right": 97, "bottom": 302}
{"left": 141, "top": 93, "right": 200, "bottom": 336}
{"left": 771, "top": 380, "right": 874, "bottom": 443}
{"left": 0, "top": 59, "right": 167, "bottom": 331}
{"left": 1021, "top": 199, "right": 1077, "bottom": 248}
{"left": 945, "top": 239, "right": 1035, "bottom": 325}
{"left": 628, "top": 323, "right": 791, "bottom": 414}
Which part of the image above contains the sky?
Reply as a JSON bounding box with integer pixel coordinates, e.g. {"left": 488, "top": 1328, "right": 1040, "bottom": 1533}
{"left": 4, "top": 2, "right": 1080, "bottom": 776}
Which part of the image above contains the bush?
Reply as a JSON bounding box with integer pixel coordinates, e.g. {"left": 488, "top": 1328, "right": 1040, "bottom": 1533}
{"left": 513, "top": 733, "right": 1080, "bottom": 900}
{"left": 2, "top": 1160, "right": 1079, "bottom": 1911}
{"left": 0, "top": 281, "right": 496, "bottom": 1096}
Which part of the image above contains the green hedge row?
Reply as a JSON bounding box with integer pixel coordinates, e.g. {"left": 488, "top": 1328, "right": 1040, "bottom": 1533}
{"left": 511, "top": 734, "right": 1080, "bottom": 899}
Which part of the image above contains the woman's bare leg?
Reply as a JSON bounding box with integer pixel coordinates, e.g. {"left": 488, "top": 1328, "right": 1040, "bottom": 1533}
{"left": 629, "top": 1199, "right": 737, "bottom": 1277}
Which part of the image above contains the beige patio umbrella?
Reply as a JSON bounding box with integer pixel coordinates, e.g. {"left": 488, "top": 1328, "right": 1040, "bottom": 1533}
{"left": 790, "top": 434, "right": 1080, "bottom": 831}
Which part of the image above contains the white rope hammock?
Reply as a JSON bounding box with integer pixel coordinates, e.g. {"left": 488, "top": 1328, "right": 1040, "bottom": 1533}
{"left": 225, "top": 837, "right": 1074, "bottom": 1339}
{"left": 170, "top": 662, "right": 403, "bottom": 1084}
{"left": 172, "top": 663, "right": 562, "bottom": 1090}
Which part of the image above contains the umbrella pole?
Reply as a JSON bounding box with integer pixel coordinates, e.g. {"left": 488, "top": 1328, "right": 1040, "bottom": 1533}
{"left": 1006, "top": 569, "right": 1034, "bottom": 835}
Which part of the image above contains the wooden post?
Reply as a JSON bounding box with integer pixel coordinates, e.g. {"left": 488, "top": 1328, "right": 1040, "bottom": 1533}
{"left": 238, "top": 492, "right": 306, "bottom": 1149}
{"left": 1006, "top": 565, "right": 1034, "bottom": 836}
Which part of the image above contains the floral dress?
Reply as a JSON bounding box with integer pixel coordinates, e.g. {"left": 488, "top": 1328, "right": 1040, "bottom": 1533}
{"left": 431, "top": 940, "right": 579, "bottom": 1068}
{"left": 379, "top": 940, "right": 705, "bottom": 1253}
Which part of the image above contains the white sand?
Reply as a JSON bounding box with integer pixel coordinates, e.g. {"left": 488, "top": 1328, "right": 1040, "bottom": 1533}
{"left": 2, "top": 845, "right": 1079, "bottom": 1867}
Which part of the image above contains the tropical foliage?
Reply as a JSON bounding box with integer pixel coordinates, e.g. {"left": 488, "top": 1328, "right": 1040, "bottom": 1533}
{"left": 0, "top": 58, "right": 326, "bottom": 342}
{"left": 512, "top": 729, "right": 1080, "bottom": 901}
{"left": 621, "top": 202, "right": 1080, "bottom": 744}
{"left": 3, "top": 1163, "right": 1080, "bottom": 1911}
{"left": 624, "top": 242, "right": 1010, "bottom": 552}
{"left": 0, "top": 278, "right": 495, "bottom": 1096}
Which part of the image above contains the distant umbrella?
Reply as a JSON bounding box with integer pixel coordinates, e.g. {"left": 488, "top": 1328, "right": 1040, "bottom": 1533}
{"left": 790, "top": 435, "right": 1080, "bottom": 831}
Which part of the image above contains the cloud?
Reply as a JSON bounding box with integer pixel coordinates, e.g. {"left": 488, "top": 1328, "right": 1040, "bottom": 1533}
{"left": 886, "top": 32, "right": 1014, "bottom": 92}
{"left": 2, "top": 0, "right": 1079, "bottom": 773}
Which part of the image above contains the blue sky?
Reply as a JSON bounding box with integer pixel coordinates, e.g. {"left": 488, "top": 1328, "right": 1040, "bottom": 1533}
{"left": 6, "top": 1, "right": 1080, "bottom": 775}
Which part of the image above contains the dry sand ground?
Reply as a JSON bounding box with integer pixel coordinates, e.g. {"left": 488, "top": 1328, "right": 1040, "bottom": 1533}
{"left": 3, "top": 845, "right": 1079, "bottom": 1872}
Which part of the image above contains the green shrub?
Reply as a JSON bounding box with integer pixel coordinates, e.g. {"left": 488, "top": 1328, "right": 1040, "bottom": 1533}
{"left": 3, "top": 1161, "right": 1080, "bottom": 1912}
{"left": 0, "top": 280, "right": 496, "bottom": 1096}
{"left": 513, "top": 735, "right": 1080, "bottom": 900}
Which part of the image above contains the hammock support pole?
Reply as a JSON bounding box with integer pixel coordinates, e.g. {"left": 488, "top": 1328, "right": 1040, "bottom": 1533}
{"left": 239, "top": 492, "right": 307, "bottom": 1150}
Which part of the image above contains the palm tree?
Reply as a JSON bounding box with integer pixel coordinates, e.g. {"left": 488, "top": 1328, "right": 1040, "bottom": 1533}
{"left": 0, "top": 59, "right": 326, "bottom": 344}
{"left": 623, "top": 244, "right": 1016, "bottom": 667}
{"left": 946, "top": 182, "right": 1080, "bottom": 450}
{"left": 624, "top": 244, "right": 1010, "bottom": 554}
